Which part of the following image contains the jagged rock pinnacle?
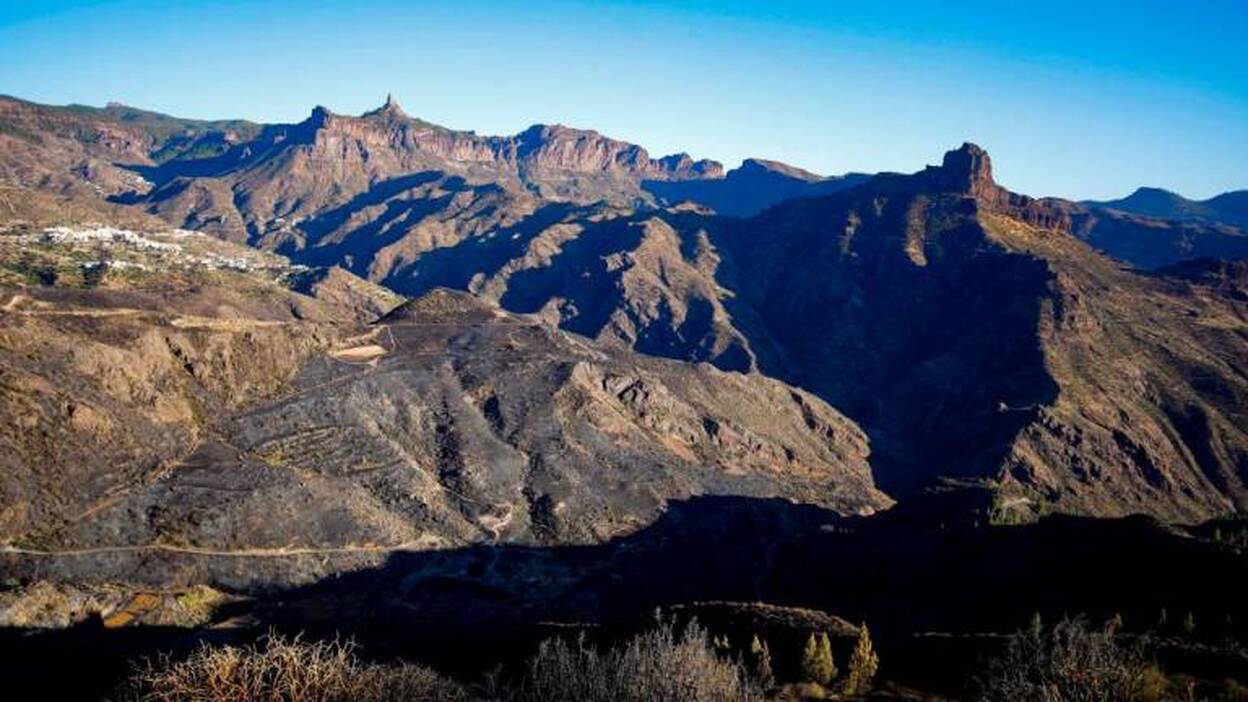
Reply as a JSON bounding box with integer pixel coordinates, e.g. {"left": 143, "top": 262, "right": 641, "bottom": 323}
{"left": 308, "top": 105, "right": 333, "bottom": 128}
{"left": 931, "top": 142, "right": 996, "bottom": 196}
{"left": 376, "top": 93, "right": 405, "bottom": 118}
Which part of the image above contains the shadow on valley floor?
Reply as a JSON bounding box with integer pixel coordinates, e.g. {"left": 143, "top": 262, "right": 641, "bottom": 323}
{"left": 2, "top": 492, "right": 1246, "bottom": 698}
{"left": 382, "top": 200, "right": 578, "bottom": 298}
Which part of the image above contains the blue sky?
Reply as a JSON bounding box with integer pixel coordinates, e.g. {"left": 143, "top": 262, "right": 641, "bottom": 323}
{"left": 1, "top": 0, "right": 1245, "bottom": 199}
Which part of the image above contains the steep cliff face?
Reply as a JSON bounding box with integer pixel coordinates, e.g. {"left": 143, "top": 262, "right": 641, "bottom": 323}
{"left": 981, "top": 212, "right": 1248, "bottom": 520}
{"left": 105, "top": 103, "right": 725, "bottom": 283}
{"left": 515, "top": 123, "right": 720, "bottom": 180}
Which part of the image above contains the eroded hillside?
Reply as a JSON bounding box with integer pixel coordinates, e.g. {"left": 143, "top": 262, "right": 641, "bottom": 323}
{"left": 1, "top": 226, "right": 888, "bottom": 590}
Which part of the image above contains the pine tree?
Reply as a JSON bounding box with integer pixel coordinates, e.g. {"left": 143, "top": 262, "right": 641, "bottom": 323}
{"left": 800, "top": 632, "right": 820, "bottom": 684}
{"left": 801, "top": 631, "right": 836, "bottom": 686}
{"left": 819, "top": 632, "right": 837, "bottom": 682}
{"left": 1182, "top": 612, "right": 1196, "bottom": 637}
{"left": 748, "top": 634, "right": 774, "bottom": 687}
{"left": 844, "top": 623, "right": 880, "bottom": 695}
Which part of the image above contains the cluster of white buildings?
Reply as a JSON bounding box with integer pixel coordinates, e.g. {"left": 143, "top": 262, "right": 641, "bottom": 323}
{"left": 28, "top": 226, "right": 284, "bottom": 274}
{"left": 38, "top": 226, "right": 183, "bottom": 253}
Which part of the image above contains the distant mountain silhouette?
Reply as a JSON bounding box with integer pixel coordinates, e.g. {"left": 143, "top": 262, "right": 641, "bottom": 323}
{"left": 1087, "top": 186, "right": 1248, "bottom": 229}
{"left": 643, "top": 158, "right": 873, "bottom": 217}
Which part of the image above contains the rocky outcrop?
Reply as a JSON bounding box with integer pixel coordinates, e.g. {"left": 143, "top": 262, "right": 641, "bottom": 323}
{"left": 515, "top": 124, "right": 721, "bottom": 180}
{"left": 122, "top": 100, "right": 726, "bottom": 253}
{"left": 912, "top": 144, "right": 1248, "bottom": 268}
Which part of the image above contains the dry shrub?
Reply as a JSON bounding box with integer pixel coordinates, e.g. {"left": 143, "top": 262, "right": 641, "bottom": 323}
{"left": 977, "top": 617, "right": 1166, "bottom": 702}
{"left": 118, "top": 632, "right": 469, "bottom": 702}
{"left": 513, "top": 621, "right": 762, "bottom": 702}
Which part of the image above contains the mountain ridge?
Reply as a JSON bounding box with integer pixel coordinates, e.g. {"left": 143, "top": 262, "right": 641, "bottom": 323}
{"left": 1087, "top": 185, "right": 1248, "bottom": 229}
{"left": 2, "top": 94, "right": 1247, "bottom": 524}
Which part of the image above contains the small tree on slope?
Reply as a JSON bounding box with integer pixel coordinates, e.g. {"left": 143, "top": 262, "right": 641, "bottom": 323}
{"left": 843, "top": 623, "right": 880, "bottom": 695}
{"left": 800, "top": 631, "right": 836, "bottom": 686}
{"left": 748, "top": 634, "right": 774, "bottom": 688}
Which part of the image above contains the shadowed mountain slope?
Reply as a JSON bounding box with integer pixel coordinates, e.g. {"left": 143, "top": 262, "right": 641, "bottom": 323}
{"left": 1067, "top": 187, "right": 1248, "bottom": 267}
{"left": 253, "top": 140, "right": 1248, "bottom": 522}
{"left": 1088, "top": 186, "right": 1248, "bottom": 230}
{"left": 643, "top": 158, "right": 873, "bottom": 217}
{"left": 721, "top": 144, "right": 1248, "bottom": 520}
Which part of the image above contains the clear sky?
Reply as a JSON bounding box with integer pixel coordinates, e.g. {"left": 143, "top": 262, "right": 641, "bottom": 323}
{"left": 1, "top": 0, "right": 1245, "bottom": 200}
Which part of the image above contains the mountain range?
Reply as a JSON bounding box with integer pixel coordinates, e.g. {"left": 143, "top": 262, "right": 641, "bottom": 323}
{"left": 1, "top": 94, "right": 1246, "bottom": 557}
{"left": 1088, "top": 186, "right": 1248, "bottom": 229}
{"left": 3, "top": 91, "right": 1248, "bottom": 698}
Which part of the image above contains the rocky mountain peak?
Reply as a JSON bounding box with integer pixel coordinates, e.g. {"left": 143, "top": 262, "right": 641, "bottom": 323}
{"left": 307, "top": 105, "right": 335, "bottom": 128}
{"left": 513, "top": 123, "right": 722, "bottom": 180}
{"left": 364, "top": 93, "right": 407, "bottom": 120}
{"left": 935, "top": 142, "right": 995, "bottom": 194}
